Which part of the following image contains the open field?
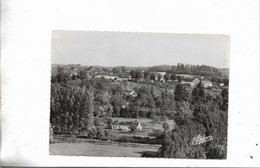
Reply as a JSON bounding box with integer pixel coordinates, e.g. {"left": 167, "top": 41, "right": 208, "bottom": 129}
{"left": 50, "top": 136, "right": 160, "bottom": 157}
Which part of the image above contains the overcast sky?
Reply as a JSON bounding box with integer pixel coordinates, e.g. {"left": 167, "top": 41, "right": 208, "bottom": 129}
{"left": 52, "top": 31, "right": 230, "bottom": 68}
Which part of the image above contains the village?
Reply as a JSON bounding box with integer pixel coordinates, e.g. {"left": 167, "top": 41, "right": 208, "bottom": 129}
{"left": 51, "top": 64, "right": 228, "bottom": 137}
{"left": 61, "top": 64, "right": 227, "bottom": 89}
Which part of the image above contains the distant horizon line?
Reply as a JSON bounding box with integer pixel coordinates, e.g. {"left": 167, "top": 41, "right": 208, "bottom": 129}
{"left": 51, "top": 63, "right": 229, "bottom": 69}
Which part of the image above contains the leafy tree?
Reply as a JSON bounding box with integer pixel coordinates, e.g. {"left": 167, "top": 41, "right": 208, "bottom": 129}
{"left": 130, "top": 70, "right": 136, "bottom": 79}
{"left": 175, "top": 101, "right": 192, "bottom": 118}
{"left": 191, "top": 82, "right": 205, "bottom": 104}
{"left": 221, "top": 88, "right": 228, "bottom": 111}
{"left": 158, "top": 73, "right": 162, "bottom": 81}
{"left": 150, "top": 73, "right": 155, "bottom": 80}
{"left": 177, "top": 76, "right": 183, "bottom": 83}
{"left": 135, "top": 70, "right": 143, "bottom": 79}
{"left": 162, "top": 122, "right": 169, "bottom": 133}
{"left": 223, "top": 78, "right": 229, "bottom": 86}
{"left": 144, "top": 71, "right": 150, "bottom": 79}
{"left": 159, "top": 118, "right": 206, "bottom": 159}
{"left": 87, "top": 126, "right": 97, "bottom": 139}
{"left": 111, "top": 91, "right": 124, "bottom": 117}
{"left": 96, "top": 126, "right": 105, "bottom": 139}
{"left": 193, "top": 104, "right": 228, "bottom": 159}
{"left": 79, "top": 70, "right": 89, "bottom": 80}
{"left": 56, "top": 67, "right": 70, "bottom": 86}
{"left": 164, "top": 73, "right": 170, "bottom": 81}
{"left": 170, "top": 73, "right": 176, "bottom": 81}
{"left": 121, "top": 66, "right": 126, "bottom": 73}
{"left": 174, "top": 84, "right": 189, "bottom": 101}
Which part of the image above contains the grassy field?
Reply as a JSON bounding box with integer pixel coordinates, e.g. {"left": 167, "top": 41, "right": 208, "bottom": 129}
{"left": 50, "top": 139, "right": 160, "bottom": 157}
{"left": 50, "top": 117, "right": 174, "bottom": 157}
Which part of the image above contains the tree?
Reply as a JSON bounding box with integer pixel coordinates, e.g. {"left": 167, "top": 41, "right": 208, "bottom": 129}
{"left": 159, "top": 118, "right": 206, "bottom": 159}
{"left": 170, "top": 73, "right": 176, "bottom": 81}
{"left": 112, "top": 67, "right": 119, "bottom": 74}
{"left": 79, "top": 70, "right": 89, "bottom": 80}
{"left": 121, "top": 66, "right": 126, "bottom": 73}
{"left": 129, "top": 70, "right": 136, "bottom": 79}
{"left": 164, "top": 73, "right": 170, "bottom": 81}
{"left": 175, "top": 101, "right": 192, "bottom": 118}
{"left": 87, "top": 126, "right": 97, "bottom": 139}
{"left": 111, "top": 91, "right": 124, "bottom": 117}
{"left": 135, "top": 70, "right": 143, "bottom": 79}
{"left": 191, "top": 82, "right": 205, "bottom": 104}
{"left": 144, "top": 71, "right": 150, "bottom": 79}
{"left": 150, "top": 73, "right": 155, "bottom": 80}
{"left": 193, "top": 104, "right": 228, "bottom": 159}
{"left": 177, "top": 76, "right": 183, "bottom": 83}
{"left": 221, "top": 88, "right": 228, "bottom": 111}
{"left": 96, "top": 126, "right": 105, "bottom": 139}
{"left": 56, "top": 67, "right": 70, "bottom": 86}
{"left": 223, "top": 78, "right": 229, "bottom": 86}
{"left": 174, "top": 84, "right": 189, "bottom": 101}
{"left": 158, "top": 73, "right": 162, "bottom": 81}
{"left": 162, "top": 122, "right": 169, "bottom": 133}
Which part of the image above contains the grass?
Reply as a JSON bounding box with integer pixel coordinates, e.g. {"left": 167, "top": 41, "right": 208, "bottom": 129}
{"left": 50, "top": 140, "right": 160, "bottom": 157}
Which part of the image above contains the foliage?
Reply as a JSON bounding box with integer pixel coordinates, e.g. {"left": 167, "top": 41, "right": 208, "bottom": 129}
{"left": 174, "top": 84, "right": 189, "bottom": 101}
{"left": 159, "top": 118, "right": 206, "bottom": 159}
{"left": 51, "top": 64, "right": 228, "bottom": 159}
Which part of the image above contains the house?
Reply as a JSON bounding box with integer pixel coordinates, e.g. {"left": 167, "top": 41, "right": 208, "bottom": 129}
{"left": 130, "top": 122, "right": 142, "bottom": 131}
{"left": 95, "top": 75, "right": 120, "bottom": 81}
{"left": 173, "top": 80, "right": 179, "bottom": 84}
{"left": 111, "top": 121, "right": 142, "bottom": 131}
{"left": 129, "top": 91, "right": 137, "bottom": 97}
{"left": 180, "top": 81, "right": 195, "bottom": 87}
{"left": 152, "top": 72, "right": 166, "bottom": 83}
{"left": 201, "top": 80, "right": 213, "bottom": 88}
{"left": 219, "top": 83, "right": 225, "bottom": 87}
{"left": 111, "top": 124, "right": 130, "bottom": 131}
{"left": 124, "top": 90, "right": 137, "bottom": 97}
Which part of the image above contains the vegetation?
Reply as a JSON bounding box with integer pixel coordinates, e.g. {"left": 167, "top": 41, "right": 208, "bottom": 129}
{"left": 50, "top": 63, "right": 228, "bottom": 159}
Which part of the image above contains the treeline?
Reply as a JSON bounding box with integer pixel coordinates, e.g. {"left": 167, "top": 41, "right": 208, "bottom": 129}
{"left": 147, "top": 63, "right": 223, "bottom": 77}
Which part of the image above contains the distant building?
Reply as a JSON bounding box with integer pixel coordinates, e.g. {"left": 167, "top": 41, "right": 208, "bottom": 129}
{"left": 130, "top": 122, "right": 142, "bottom": 131}
{"left": 111, "top": 121, "right": 142, "bottom": 131}
{"left": 181, "top": 81, "right": 195, "bottom": 87}
{"left": 153, "top": 72, "right": 166, "bottom": 83}
{"left": 95, "top": 75, "right": 118, "bottom": 80}
{"left": 111, "top": 124, "right": 130, "bottom": 131}
{"left": 219, "top": 83, "right": 225, "bottom": 87}
{"left": 124, "top": 90, "right": 137, "bottom": 97}
{"left": 201, "top": 80, "right": 213, "bottom": 88}
{"left": 129, "top": 91, "right": 137, "bottom": 97}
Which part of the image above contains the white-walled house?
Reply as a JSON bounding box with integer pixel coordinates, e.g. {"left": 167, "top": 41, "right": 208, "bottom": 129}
{"left": 201, "top": 80, "right": 213, "bottom": 88}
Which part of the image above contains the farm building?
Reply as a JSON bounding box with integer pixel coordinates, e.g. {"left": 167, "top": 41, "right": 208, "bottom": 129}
{"left": 111, "top": 121, "right": 142, "bottom": 131}
{"left": 123, "top": 90, "right": 137, "bottom": 97}
{"left": 201, "top": 80, "right": 213, "bottom": 88}
{"left": 130, "top": 122, "right": 142, "bottom": 131}
{"left": 129, "top": 91, "right": 137, "bottom": 97}
{"left": 180, "top": 81, "right": 195, "bottom": 87}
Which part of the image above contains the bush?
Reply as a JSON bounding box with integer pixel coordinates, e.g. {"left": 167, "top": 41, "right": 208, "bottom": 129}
{"left": 149, "top": 129, "right": 164, "bottom": 137}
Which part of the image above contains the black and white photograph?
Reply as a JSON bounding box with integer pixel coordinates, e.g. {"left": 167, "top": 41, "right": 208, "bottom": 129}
{"left": 1, "top": 0, "right": 260, "bottom": 166}
{"left": 49, "top": 31, "right": 230, "bottom": 159}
